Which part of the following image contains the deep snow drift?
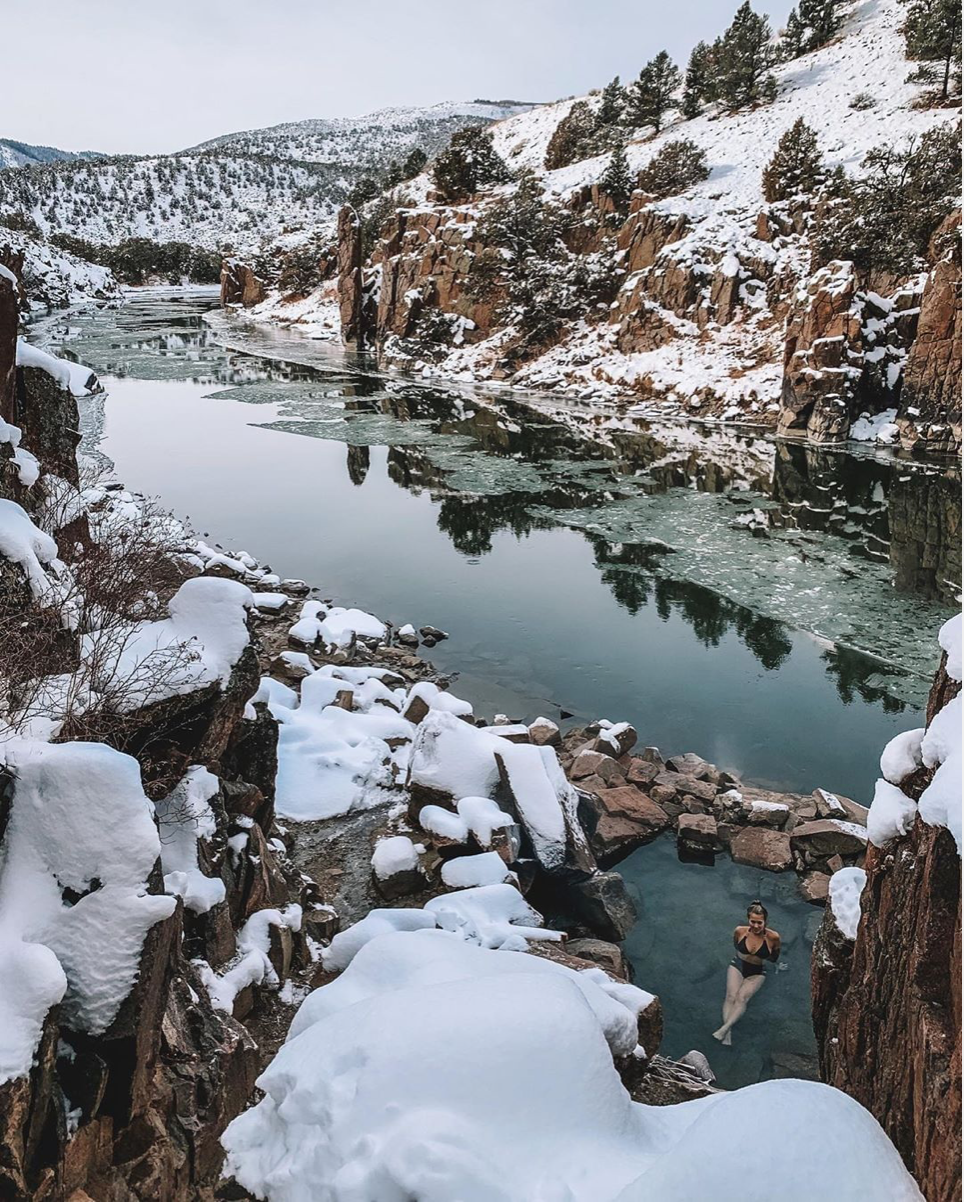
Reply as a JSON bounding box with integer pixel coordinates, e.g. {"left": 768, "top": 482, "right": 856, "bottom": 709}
{"left": 222, "top": 928, "right": 922, "bottom": 1202}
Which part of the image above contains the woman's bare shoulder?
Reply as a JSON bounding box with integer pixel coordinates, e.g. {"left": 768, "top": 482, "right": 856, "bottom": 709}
{"left": 767, "top": 927, "right": 782, "bottom": 942}
{"left": 734, "top": 924, "right": 748, "bottom": 936}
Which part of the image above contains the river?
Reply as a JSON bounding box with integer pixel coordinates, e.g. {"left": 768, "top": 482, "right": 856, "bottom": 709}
{"left": 33, "top": 287, "right": 960, "bottom": 1088}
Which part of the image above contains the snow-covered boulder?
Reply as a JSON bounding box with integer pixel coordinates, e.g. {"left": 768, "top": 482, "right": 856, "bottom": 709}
{"left": 224, "top": 930, "right": 922, "bottom": 1202}
{"left": 0, "top": 740, "right": 176, "bottom": 1082}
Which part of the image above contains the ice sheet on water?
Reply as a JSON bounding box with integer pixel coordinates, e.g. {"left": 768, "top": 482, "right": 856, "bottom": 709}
{"left": 528, "top": 490, "right": 953, "bottom": 701}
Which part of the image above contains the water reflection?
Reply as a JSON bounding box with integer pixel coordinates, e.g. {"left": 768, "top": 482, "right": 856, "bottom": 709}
{"left": 34, "top": 291, "right": 961, "bottom": 793}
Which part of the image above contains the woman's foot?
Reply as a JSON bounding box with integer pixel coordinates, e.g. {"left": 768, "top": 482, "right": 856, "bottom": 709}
{"left": 712, "top": 1026, "right": 727, "bottom": 1042}
{"left": 723, "top": 1030, "right": 732, "bottom": 1046}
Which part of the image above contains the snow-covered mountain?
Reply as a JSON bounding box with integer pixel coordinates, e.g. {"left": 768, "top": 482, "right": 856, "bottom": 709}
{"left": 0, "top": 102, "right": 532, "bottom": 254}
{"left": 0, "top": 137, "right": 102, "bottom": 170}
{"left": 190, "top": 101, "right": 534, "bottom": 166}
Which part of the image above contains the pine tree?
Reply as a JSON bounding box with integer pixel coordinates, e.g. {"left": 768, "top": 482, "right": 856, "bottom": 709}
{"left": 715, "top": 2, "right": 779, "bottom": 111}
{"left": 812, "top": 123, "right": 961, "bottom": 273}
{"left": 902, "top": 0, "right": 962, "bottom": 99}
{"left": 433, "top": 126, "right": 511, "bottom": 202}
{"left": 600, "top": 141, "right": 634, "bottom": 215}
{"left": 781, "top": 8, "right": 808, "bottom": 59}
{"left": 638, "top": 138, "right": 710, "bottom": 198}
{"left": 599, "top": 76, "right": 626, "bottom": 125}
{"left": 544, "top": 100, "right": 599, "bottom": 169}
{"left": 681, "top": 41, "right": 712, "bottom": 118}
{"left": 798, "top": 0, "right": 843, "bottom": 50}
{"left": 402, "top": 147, "right": 428, "bottom": 179}
{"left": 761, "top": 117, "right": 825, "bottom": 201}
{"left": 627, "top": 51, "right": 682, "bottom": 132}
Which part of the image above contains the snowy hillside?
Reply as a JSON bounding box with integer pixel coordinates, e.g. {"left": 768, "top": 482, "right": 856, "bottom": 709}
{"left": 314, "top": 0, "right": 958, "bottom": 440}
{"left": 0, "top": 138, "right": 102, "bottom": 170}
{"left": 0, "top": 102, "right": 532, "bottom": 256}
{"left": 192, "top": 100, "right": 534, "bottom": 166}
{"left": 496, "top": 0, "right": 949, "bottom": 220}
{"left": 0, "top": 227, "right": 119, "bottom": 310}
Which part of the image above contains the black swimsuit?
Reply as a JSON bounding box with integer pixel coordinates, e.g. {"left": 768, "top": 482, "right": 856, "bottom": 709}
{"left": 731, "top": 931, "right": 778, "bottom": 978}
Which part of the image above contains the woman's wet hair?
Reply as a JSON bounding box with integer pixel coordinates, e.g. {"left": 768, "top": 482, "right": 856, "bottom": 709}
{"left": 747, "top": 900, "right": 768, "bottom": 923}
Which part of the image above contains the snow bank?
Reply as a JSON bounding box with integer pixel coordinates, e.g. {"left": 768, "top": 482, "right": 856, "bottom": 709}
{"left": 456, "top": 795, "right": 514, "bottom": 846}
{"left": 0, "top": 740, "right": 175, "bottom": 1080}
{"left": 869, "top": 618, "right": 962, "bottom": 854}
{"left": 320, "top": 908, "right": 437, "bottom": 974}
{"left": 918, "top": 693, "right": 962, "bottom": 853}
{"left": 288, "top": 602, "right": 386, "bottom": 648}
{"left": 16, "top": 338, "right": 98, "bottom": 397}
{"left": 424, "top": 882, "right": 559, "bottom": 951}
{"left": 84, "top": 576, "right": 254, "bottom": 713}
{"left": 829, "top": 867, "right": 867, "bottom": 941}
{"left": 408, "top": 710, "right": 502, "bottom": 800}
{"left": 407, "top": 679, "right": 474, "bottom": 716}
{"left": 880, "top": 728, "right": 925, "bottom": 784}
{"left": 197, "top": 904, "right": 302, "bottom": 1013}
{"left": 224, "top": 930, "right": 921, "bottom": 1202}
{"left": 156, "top": 767, "right": 227, "bottom": 914}
{"left": 868, "top": 778, "right": 919, "bottom": 847}
{"left": 496, "top": 741, "right": 571, "bottom": 869}
{"left": 938, "top": 613, "right": 962, "bottom": 682}
{"left": 269, "top": 670, "right": 410, "bottom": 820}
{"left": 0, "top": 498, "right": 62, "bottom": 600}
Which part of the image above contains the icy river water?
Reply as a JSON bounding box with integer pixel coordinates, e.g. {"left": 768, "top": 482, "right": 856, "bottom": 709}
{"left": 36, "top": 287, "right": 960, "bottom": 1088}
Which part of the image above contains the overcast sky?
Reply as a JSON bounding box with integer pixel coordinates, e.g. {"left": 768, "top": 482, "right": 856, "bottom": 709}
{"left": 6, "top": 0, "right": 794, "bottom": 154}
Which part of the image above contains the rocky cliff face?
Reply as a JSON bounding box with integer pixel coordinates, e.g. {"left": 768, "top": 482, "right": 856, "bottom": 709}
{"left": 899, "top": 213, "right": 963, "bottom": 454}
{"left": 304, "top": 187, "right": 960, "bottom": 453}
{"left": 811, "top": 654, "right": 962, "bottom": 1202}
{"left": 0, "top": 268, "right": 321, "bottom": 1201}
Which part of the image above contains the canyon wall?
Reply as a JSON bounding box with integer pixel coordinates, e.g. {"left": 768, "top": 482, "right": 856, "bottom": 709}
{"left": 0, "top": 264, "right": 315, "bottom": 1201}
{"left": 812, "top": 655, "right": 962, "bottom": 1202}
{"left": 317, "top": 192, "right": 961, "bottom": 452}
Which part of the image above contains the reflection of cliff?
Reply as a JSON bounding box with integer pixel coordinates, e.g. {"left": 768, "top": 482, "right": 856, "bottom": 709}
{"left": 345, "top": 443, "right": 370, "bottom": 486}
{"left": 772, "top": 443, "right": 961, "bottom": 604}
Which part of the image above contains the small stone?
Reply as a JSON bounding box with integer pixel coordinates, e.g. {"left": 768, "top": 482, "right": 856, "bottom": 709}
{"left": 528, "top": 716, "right": 562, "bottom": 748}
{"left": 571, "top": 751, "right": 625, "bottom": 785}
{"left": 641, "top": 746, "right": 663, "bottom": 764}
{"left": 419, "top": 625, "right": 448, "bottom": 641}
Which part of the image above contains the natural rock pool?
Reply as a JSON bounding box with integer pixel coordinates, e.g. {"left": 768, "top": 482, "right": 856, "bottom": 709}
{"left": 621, "top": 834, "right": 822, "bottom": 1090}
{"left": 33, "top": 288, "right": 959, "bottom": 1088}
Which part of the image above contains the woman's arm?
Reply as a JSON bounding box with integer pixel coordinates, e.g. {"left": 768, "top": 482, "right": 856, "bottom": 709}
{"left": 767, "top": 931, "right": 782, "bottom": 961}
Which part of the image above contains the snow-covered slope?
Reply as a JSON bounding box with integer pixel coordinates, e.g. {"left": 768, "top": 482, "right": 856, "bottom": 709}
{"left": 342, "top": 0, "right": 959, "bottom": 432}
{"left": 0, "top": 228, "right": 119, "bottom": 311}
{"left": 498, "top": 0, "right": 948, "bottom": 219}
{"left": 0, "top": 102, "right": 532, "bottom": 255}
{"left": 0, "top": 138, "right": 102, "bottom": 170}
{"left": 192, "top": 100, "right": 534, "bottom": 166}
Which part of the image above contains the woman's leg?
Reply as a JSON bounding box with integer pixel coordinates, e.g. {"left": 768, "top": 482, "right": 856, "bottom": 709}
{"left": 714, "top": 973, "right": 765, "bottom": 1044}
{"left": 713, "top": 966, "right": 743, "bottom": 1041}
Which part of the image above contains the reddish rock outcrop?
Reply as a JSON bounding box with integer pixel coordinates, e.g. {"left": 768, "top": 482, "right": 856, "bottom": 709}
{"left": 220, "top": 259, "right": 265, "bottom": 308}
{"left": 811, "top": 658, "right": 962, "bottom": 1202}
{"left": 0, "top": 260, "right": 18, "bottom": 427}
{"left": 899, "top": 211, "right": 962, "bottom": 453}
{"left": 336, "top": 204, "right": 365, "bottom": 345}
